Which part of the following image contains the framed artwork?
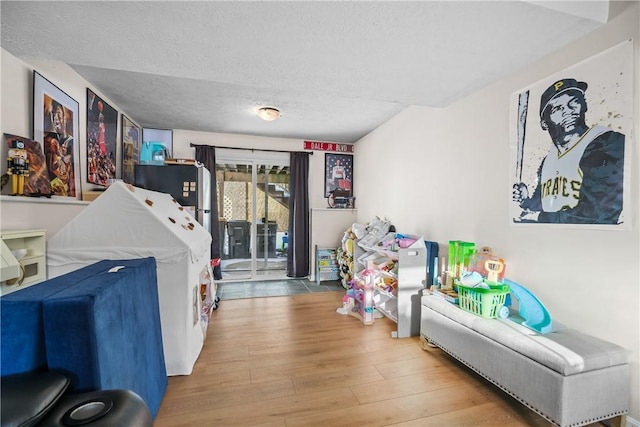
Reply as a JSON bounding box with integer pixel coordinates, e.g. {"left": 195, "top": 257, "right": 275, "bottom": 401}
{"left": 86, "top": 89, "right": 118, "bottom": 186}
{"left": 3, "top": 133, "right": 52, "bottom": 197}
{"left": 324, "top": 153, "right": 353, "bottom": 198}
{"left": 33, "top": 71, "right": 81, "bottom": 199}
{"left": 141, "top": 128, "right": 173, "bottom": 163}
{"left": 121, "top": 114, "right": 140, "bottom": 184}
{"left": 510, "top": 40, "right": 633, "bottom": 228}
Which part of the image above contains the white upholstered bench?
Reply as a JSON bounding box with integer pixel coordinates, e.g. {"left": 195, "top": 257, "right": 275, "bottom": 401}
{"left": 420, "top": 294, "right": 630, "bottom": 427}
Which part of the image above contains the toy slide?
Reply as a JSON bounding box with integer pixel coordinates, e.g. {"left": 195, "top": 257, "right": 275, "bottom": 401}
{"left": 502, "top": 278, "right": 552, "bottom": 334}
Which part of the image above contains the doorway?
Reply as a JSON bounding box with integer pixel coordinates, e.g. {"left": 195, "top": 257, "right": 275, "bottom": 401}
{"left": 216, "top": 149, "right": 290, "bottom": 280}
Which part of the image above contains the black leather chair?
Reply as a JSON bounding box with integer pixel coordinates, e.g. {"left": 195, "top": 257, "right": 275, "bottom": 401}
{"left": 1, "top": 371, "right": 69, "bottom": 427}
{"left": 1, "top": 372, "right": 152, "bottom": 427}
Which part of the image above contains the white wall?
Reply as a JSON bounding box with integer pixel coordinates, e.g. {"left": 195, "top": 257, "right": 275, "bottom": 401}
{"left": 0, "top": 51, "right": 119, "bottom": 237}
{"left": 0, "top": 52, "right": 350, "bottom": 268}
{"left": 355, "top": 3, "right": 640, "bottom": 420}
{"left": 172, "top": 129, "right": 353, "bottom": 214}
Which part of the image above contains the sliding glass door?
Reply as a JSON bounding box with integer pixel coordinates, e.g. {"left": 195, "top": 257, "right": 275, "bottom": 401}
{"left": 216, "top": 149, "right": 290, "bottom": 280}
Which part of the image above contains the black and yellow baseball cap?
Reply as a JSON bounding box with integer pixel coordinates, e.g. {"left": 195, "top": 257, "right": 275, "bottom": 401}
{"left": 539, "top": 78, "right": 588, "bottom": 118}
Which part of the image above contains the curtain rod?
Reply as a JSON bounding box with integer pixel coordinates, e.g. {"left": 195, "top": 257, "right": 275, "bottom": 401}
{"left": 190, "top": 143, "right": 313, "bottom": 155}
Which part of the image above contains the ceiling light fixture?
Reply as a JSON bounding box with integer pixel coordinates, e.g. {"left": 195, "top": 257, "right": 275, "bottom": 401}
{"left": 256, "top": 107, "right": 281, "bottom": 121}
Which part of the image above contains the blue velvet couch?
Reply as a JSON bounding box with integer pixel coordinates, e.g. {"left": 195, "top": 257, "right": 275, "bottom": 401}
{"left": 1, "top": 258, "right": 167, "bottom": 419}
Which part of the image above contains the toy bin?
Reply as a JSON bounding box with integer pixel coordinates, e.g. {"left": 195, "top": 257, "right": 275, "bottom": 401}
{"left": 457, "top": 283, "right": 510, "bottom": 319}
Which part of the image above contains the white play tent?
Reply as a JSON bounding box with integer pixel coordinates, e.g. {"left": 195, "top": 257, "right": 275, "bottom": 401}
{"left": 47, "top": 182, "right": 212, "bottom": 376}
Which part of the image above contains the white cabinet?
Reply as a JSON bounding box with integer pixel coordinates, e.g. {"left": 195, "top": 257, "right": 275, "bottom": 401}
{"left": 1, "top": 229, "right": 46, "bottom": 295}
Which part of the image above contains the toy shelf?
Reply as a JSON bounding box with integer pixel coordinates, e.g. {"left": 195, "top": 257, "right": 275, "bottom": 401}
{"left": 353, "top": 231, "right": 426, "bottom": 338}
{"left": 315, "top": 246, "right": 340, "bottom": 284}
{"left": 373, "top": 287, "right": 398, "bottom": 323}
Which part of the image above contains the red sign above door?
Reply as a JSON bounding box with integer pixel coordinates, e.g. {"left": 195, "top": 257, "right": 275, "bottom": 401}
{"left": 304, "top": 141, "right": 354, "bottom": 153}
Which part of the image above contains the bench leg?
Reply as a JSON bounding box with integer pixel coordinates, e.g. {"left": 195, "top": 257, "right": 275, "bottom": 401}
{"left": 420, "top": 334, "right": 439, "bottom": 351}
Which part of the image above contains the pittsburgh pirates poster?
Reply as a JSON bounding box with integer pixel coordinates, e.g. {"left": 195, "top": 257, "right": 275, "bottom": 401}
{"left": 510, "top": 39, "right": 632, "bottom": 228}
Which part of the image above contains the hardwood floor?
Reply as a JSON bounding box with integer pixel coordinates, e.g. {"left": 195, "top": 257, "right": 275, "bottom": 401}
{"left": 153, "top": 292, "right": 590, "bottom": 426}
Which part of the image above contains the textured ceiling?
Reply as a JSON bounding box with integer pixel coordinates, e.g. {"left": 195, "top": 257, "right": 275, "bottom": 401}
{"left": 1, "top": 1, "right": 608, "bottom": 143}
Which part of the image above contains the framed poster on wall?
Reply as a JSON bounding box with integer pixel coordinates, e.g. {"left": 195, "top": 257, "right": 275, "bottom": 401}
{"left": 324, "top": 153, "right": 353, "bottom": 198}
{"left": 33, "top": 71, "right": 81, "bottom": 199}
{"left": 86, "top": 89, "right": 118, "bottom": 186}
{"left": 510, "top": 40, "right": 633, "bottom": 228}
{"left": 121, "top": 114, "right": 140, "bottom": 184}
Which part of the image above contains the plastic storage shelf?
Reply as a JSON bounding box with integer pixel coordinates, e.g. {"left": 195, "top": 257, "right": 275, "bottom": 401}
{"left": 315, "top": 246, "right": 339, "bottom": 284}
{"left": 354, "top": 233, "right": 426, "bottom": 338}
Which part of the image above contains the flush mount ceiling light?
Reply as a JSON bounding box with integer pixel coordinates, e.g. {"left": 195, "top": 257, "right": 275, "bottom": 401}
{"left": 256, "top": 107, "right": 281, "bottom": 121}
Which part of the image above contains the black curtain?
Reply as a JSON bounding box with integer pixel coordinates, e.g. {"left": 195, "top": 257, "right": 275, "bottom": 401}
{"left": 287, "top": 152, "right": 310, "bottom": 277}
{"left": 192, "top": 144, "right": 222, "bottom": 280}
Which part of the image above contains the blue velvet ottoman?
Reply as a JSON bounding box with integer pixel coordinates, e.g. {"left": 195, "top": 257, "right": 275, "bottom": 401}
{"left": 1, "top": 259, "right": 125, "bottom": 376}
{"left": 0, "top": 258, "right": 167, "bottom": 419}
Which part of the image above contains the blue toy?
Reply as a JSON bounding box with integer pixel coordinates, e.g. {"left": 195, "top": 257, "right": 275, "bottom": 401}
{"left": 502, "top": 278, "right": 553, "bottom": 334}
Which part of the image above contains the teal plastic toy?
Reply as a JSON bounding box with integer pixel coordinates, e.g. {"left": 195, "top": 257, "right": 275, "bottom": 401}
{"left": 502, "top": 278, "right": 553, "bottom": 334}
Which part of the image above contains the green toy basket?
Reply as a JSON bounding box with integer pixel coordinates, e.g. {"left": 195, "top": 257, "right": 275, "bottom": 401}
{"left": 457, "top": 283, "right": 510, "bottom": 319}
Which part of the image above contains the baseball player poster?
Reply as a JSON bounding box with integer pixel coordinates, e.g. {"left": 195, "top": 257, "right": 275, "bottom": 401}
{"left": 510, "top": 39, "right": 632, "bottom": 228}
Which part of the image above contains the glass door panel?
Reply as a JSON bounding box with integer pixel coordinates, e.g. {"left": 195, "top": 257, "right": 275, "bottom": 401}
{"left": 218, "top": 163, "right": 252, "bottom": 280}
{"left": 216, "top": 150, "right": 290, "bottom": 281}
{"left": 256, "top": 164, "right": 289, "bottom": 277}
